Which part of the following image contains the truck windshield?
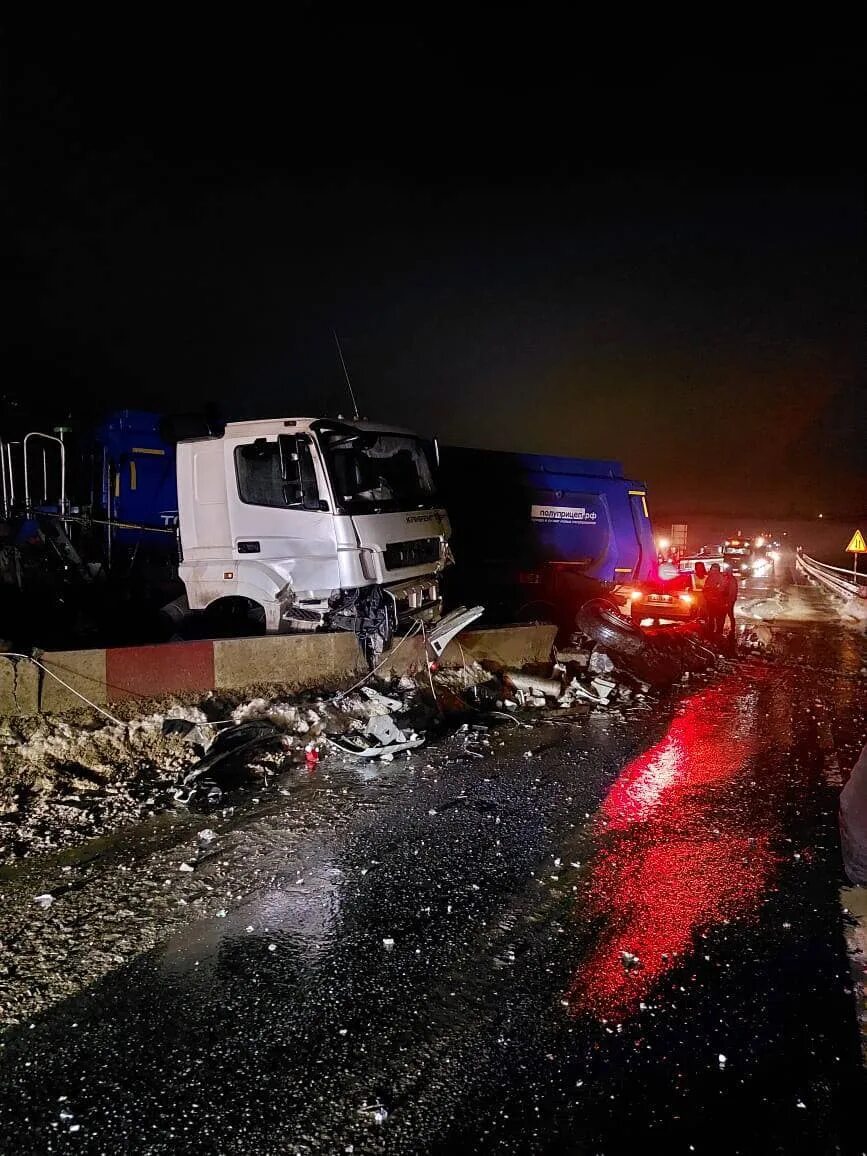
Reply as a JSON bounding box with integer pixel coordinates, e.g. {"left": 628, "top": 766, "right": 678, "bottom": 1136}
{"left": 316, "top": 424, "right": 437, "bottom": 514}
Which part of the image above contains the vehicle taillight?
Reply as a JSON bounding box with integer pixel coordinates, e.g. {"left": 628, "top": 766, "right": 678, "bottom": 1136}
{"left": 628, "top": 589, "right": 643, "bottom": 601}
{"left": 679, "top": 593, "right": 694, "bottom": 604}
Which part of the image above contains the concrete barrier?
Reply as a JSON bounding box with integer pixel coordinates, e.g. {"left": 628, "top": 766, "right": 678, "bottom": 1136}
{"left": 0, "top": 622, "right": 557, "bottom": 718}
{"left": 213, "top": 633, "right": 367, "bottom": 692}
{"left": 380, "top": 623, "right": 557, "bottom": 678}
{"left": 0, "top": 654, "right": 39, "bottom": 715}
{"left": 40, "top": 649, "right": 109, "bottom": 713}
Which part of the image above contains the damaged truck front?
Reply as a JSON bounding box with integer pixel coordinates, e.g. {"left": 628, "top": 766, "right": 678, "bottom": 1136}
{"left": 177, "top": 418, "right": 451, "bottom": 657}
{"left": 0, "top": 412, "right": 451, "bottom": 656}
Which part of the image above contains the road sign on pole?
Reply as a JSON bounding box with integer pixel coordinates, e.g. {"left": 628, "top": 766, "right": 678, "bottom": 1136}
{"left": 671, "top": 523, "right": 688, "bottom": 552}
{"left": 845, "top": 529, "right": 866, "bottom": 583}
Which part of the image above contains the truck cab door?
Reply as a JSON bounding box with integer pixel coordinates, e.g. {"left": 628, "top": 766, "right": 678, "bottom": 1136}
{"left": 227, "top": 434, "right": 339, "bottom": 594}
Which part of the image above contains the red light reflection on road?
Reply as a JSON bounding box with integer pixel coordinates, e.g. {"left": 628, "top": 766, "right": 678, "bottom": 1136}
{"left": 566, "top": 672, "right": 775, "bottom": 1021}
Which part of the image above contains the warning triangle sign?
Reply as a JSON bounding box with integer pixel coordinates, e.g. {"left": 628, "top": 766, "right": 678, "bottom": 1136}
{"left": 846, "top": 529, "right": 867, "bottom": 553}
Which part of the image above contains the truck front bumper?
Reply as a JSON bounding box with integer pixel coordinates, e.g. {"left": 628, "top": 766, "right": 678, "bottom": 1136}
{"left": 384, "top": 576, "right": 442, "bottom": 624}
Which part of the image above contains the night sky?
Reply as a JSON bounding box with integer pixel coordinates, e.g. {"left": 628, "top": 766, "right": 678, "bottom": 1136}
{"left": 5, "top": 17, "right": 864, "bottom": 518}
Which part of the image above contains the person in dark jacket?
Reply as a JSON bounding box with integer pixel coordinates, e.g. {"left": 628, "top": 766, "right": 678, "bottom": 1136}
{"left": 703, "top": 563, "right": 727, "bottom": 640}
{"left": 722, "top": 567, "right": 739, "bottom": 648}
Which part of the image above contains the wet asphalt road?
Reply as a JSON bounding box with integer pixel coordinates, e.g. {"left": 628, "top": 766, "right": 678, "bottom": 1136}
{"left": 1, "top": 581, "right": 866, "bottom": 1153}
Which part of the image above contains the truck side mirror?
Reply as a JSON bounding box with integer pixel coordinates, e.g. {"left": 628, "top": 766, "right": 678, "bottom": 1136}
{"left": 278, "top": 434, "right": 304, "bottom": 506}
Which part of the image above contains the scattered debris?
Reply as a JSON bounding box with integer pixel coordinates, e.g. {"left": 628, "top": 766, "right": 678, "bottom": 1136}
{"left": 505, "top": 672, "right": 564, "bottom": 700}
{"left": 590, "top": 677, "right": 617, "bottom": 703}
{"left": 358, "top": 1101, "right": 389, "bottom": 1126}
{"left": 328, "top": 733, "right": 424, "bottom": 760}
{"left": 360, "top": 686, "right": 403, "bottom": 712}
{"left": 587, "top": 649, "right": 616, "bottom": 675}
{"left": 1, "top": 605, "right": 731, "bottom": 865}
{"left": 425, "top": 605, "right": 485, "bottom": 658}
{"left": 181, "top": 721, "right": 290, "bottom": 805}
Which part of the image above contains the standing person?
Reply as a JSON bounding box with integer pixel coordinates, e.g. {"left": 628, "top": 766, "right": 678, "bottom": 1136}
{"left": 692, "top": 561, "right": 709, "bottom": 629}
{"left": 722, "top": 566, "right": 739, "bottom": 649}
{"left": 703, "top": 563, "right": 726, "bottom": 640}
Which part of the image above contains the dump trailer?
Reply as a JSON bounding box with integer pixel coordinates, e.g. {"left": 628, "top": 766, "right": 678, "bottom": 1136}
{"left": 438, "top": 446, "right": 656, "bottom": 629}
{"left": 0, "top": 410, "right": 451, "bottom": 655}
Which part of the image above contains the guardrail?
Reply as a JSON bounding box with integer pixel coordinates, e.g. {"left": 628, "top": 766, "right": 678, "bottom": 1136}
{"left": 796, "top": 551, "right": 866, "bottom": 600}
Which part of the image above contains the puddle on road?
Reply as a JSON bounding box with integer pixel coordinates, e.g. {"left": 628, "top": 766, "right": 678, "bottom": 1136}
{"left": 562, "top": 623, "right": 867, "bottom": 1025}
{"left": 564, "top": 667, "right": 779, "bottom": 1019}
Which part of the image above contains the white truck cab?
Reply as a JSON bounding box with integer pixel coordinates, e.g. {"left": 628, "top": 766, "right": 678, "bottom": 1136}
{"left": 176, "top": 417, "right": 450, "bottom": 637}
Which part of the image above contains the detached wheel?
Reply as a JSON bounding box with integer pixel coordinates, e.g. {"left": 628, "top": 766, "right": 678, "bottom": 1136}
{"left": 576, "top": 597, "right": 647, "bottom": 657}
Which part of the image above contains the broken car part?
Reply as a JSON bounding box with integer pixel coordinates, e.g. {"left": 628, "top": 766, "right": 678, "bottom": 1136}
{"left": 424, "top": 605, "right": 485, "bottom": 659}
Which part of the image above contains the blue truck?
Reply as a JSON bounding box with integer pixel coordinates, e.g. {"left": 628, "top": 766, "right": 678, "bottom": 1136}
{"left": 437, "top": 446, "right": 657, "bottom": 629}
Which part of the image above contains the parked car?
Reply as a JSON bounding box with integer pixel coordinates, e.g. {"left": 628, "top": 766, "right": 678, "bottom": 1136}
{"left": 610, "top": 575, "right": 702, "bottom": 625}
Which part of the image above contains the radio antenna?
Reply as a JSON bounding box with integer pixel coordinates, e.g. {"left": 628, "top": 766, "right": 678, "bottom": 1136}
{"left": 332, "top": 328, "right": 360, "bottom": 419}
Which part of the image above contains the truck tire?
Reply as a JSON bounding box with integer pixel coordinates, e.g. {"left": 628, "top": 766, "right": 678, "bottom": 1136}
{"left": 576, "top": 598, "right": 646, "bottom": 657}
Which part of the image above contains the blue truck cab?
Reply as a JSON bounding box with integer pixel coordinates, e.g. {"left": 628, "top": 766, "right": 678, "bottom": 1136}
{"left": 90, "top": 410, "right": 180, "bottom": 548}
{"left": 438, "top": 446, "right": 657, "bottom": 628}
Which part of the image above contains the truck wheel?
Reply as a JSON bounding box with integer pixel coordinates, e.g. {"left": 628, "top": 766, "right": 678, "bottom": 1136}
{"left": 576, "top": 598, "right": 647, "bottom": 657}
{"left": 203, "top": 597, "right": 266, "bottom": 638}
